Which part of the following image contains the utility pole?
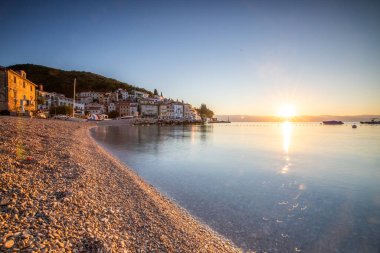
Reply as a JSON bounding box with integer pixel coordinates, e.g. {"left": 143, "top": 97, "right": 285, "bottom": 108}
{"left": 73, "top": 78, "right": 76, "bottom": 118}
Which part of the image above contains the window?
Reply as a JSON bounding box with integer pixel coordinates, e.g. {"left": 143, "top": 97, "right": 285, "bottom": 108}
{"left": 13, "top": 76, "right": 16, "bottom": 83}
{"left": 30, "top": 86, "right": 33, "bottom": 92}
{"left": 23, "top": 81, "right": 26, "bottom": 88}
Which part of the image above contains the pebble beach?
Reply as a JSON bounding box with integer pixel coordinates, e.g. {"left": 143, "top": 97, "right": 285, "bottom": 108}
{"left": 0, "top": 116, "right": 240, "bottom": 252}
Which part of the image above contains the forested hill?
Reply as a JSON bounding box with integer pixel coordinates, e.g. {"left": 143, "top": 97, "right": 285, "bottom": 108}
{"left": 7, "top": 64, "right": 152, "bottom": 98}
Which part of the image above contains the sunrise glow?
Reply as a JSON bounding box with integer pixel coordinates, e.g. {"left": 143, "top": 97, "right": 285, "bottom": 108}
{"left": 277, "top": 104, "right": 297, "bottom": 118}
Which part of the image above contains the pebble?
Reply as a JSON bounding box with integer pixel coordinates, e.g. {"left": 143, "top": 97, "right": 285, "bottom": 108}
{"left": 0, "top": 117, "right": 240, "bottom": 253}
{"left": 4, "top": 239, "right": 15, "bottom": 249}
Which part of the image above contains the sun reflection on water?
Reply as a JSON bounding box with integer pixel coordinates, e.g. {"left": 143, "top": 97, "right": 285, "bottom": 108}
{"left": 282, "top": 121, "right": 292, "bottom": 154}
{"left": 278, "top": 121, "right": 293, "bottom": 174}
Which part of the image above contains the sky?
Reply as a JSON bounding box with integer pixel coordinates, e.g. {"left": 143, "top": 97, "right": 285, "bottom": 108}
{"left": 1, "top": 0, "right": 379, "bottom": 115}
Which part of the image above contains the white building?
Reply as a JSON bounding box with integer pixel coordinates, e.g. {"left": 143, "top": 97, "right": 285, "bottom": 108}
{"left": 38, "top": 91, "right": 85, "bottom": 115}
{"left": 129, "top": 103, "right": 138, "bottom": 116}
{"left": 118, "top": 89, "right": 130, "bottom": 100}
{"left": 85, "top": 103, "right": 105, "bottom": 115}
{"left": 140, "top": 103, "right": 158, "bottom": 118}
{"left": 134, "top": 91, "right": 149, "bottom": 99}
{"left": 173, "top": 103, "right": 184, "bottom": 119}
{"left": 183, "top": 104, "right": 193, "bottom": 119}
{"left": 159, "top": 104, "right": 170, "bottom": 119}
{"left": 78, "top": 96, "right": 93, "bottom": 104}
{"left": 77, "top": 91, "right": 102, "bottom": 100}
{"left": 108, "top": 102, "right": 116, "bottom": 113}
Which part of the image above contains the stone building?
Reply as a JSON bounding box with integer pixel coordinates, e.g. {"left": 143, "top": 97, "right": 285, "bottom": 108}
{"left": 0, "top": 67, "right": 37, "bottom": 115}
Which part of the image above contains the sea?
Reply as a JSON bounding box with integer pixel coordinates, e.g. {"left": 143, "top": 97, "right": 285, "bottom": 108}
{"left": 91, "top": 122, "right": 380, "bottom": 252}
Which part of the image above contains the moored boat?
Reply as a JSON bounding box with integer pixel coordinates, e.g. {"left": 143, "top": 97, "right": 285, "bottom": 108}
{"left": 322, "top": 120, "right": 344, "bottom": 125}
{"left": 360, "top": 118, "right": 380, "bottom": 125}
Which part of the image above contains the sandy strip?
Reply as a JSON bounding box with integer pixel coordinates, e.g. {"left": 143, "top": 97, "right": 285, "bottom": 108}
{"left": 0, "top": 116, "right": 240, "bottom": 252}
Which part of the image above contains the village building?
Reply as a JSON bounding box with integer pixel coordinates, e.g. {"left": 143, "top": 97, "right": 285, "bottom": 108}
{"left": 158, "top": 103, "right": 170, "bottom": 119}
{"left": 140, "top": 102, "right": 158, "bottom": 118}
{"left": 76, "top": 95, "right": 93, "bottom": 104}
{"left": 133, "top": 90, "right": 149, "bottom": 99}
{"left": 38, "top": 90, "right": 85, "bottom": 115}
{"left": 173, "top": 102, "right": 184, "bottom": 119}
{"left": 85, "top": 103, "right": 105, "bottom": 115}
{"left": 108, "top": 102, "right": 116, "bottom": 113}
{"left": 0, "top": 68, "right": 37, "bottom": 115}
{"left": 117, "top": 101, "right": 129, "bottom": 117}
{"left": 117, "top": 101, "right": 139, "bottom": 117}
{"left": 129, "top": 103, "right": 139, "bottom": 117}
{"left": 183, "top": 104, "right": 193, "bottom": 119}
{"left": 117, "top": 89, "right": 130, "bottom": 100}
{"left": 76, "top": 91, "right": 105, "bottom": 104}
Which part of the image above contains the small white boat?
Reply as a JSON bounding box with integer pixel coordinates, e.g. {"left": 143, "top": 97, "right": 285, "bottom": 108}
{"left": 121, "top": 116, "right": 133, "bottom": 119}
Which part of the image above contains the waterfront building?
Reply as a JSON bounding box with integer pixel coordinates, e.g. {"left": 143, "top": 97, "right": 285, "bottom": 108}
{"left": 158, "top": 103, "right": 170, "bottom": 119}
{"left": 129, "top": 102, "right": 138, "bottom": 117}
{"left": 183, "top": 104, "right": 193, "bottom": 119}
{"left": 38, "top": 90, "right": 85, "bottom": 115}
{"left": 0, "top": 68, "right": 37, "bottom": 115}
{"left": 140, "top": 102, "right": 158, "bottom": 118}
{"left": 85, "top": 103, "right": 105, "bottom": 115}
{"left": 173, "top": 102, "right": 184, "bottom": 119}
{"left": 117, "top": 101, "right": 129, "bottom": 117}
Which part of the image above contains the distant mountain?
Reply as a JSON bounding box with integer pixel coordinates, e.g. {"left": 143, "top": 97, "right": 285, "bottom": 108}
{"left": 7, "top": 64, "right": 152, "bottom": 98}
{"left": 217, "top": 115, "right": 380, "bottom": 122}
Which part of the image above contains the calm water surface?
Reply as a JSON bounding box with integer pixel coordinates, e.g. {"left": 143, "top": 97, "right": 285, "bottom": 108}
{"left": 91, "top": 122, "right": 380, "bottom": 252}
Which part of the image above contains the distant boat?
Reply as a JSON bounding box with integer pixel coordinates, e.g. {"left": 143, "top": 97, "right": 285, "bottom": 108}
{"left": 121, "top": 115, "right": 133, "bottom": 119}
{"left": 208, "top": 117, "right": 231, "bottom": 123}
{"left": 360, "top": 118, "right": 380, "bottom": 125}
{"left": 352, "top": 124, "right": 357, "bottom": 129}
{"left": 322, "top": 120, "right": 344, "bottom": 125}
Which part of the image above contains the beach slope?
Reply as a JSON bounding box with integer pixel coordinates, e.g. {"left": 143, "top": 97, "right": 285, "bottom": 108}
{"left": 0, "top": 117, "right": 239, "bottom": 252}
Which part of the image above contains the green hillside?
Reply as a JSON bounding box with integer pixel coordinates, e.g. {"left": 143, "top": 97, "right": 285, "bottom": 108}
{"left": 7, "top": 64, "right": 152, "bottom": 98}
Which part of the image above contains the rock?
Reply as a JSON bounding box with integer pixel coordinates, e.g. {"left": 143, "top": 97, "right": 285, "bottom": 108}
{"left": 0, "top": 197, "right": 11, "bottom": 206}
{"left": 57, "top": 241, "right": 64, "bottom": 248}
{"left": 4, "top": 239, "right": 15, "bottom": 249}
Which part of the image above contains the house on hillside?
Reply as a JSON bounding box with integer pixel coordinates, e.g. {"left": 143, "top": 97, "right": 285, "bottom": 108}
{"left": 0, "top": 67, "right": 37, "bottom": 115}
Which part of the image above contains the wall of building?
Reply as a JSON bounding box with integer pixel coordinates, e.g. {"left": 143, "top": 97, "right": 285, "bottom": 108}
{"left": 5, "top": 70, "right": 37, "bottom": 114}
{"left": 0, "top": 68, "right": 7, "bottom": 111}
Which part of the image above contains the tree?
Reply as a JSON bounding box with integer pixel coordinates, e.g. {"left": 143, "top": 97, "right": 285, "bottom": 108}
{"left": 154, "top": 89, "right": 158, "bottom": 96}
{"left": 196, "top": 104, "right": 214, "bottom": 119}
{"left": 49, "top": 105, "right": 73, "bottom": 116}
{"left": 37, "top": 95, "right": 45, "bottom": 106}
{"left": 108, "top": 110, "right": 119, "bottom": 119}
{"left": 160, "top": 91, "right": 163, "bottom": 97}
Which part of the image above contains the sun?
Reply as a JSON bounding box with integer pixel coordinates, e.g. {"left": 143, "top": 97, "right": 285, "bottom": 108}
{"left": 277, "top": 104, "right": 297, "bottom": 118}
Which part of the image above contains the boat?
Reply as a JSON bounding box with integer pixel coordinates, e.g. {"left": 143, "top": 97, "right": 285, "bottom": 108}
{"left": 120, "top": 115, "right": 134, "bottom": 119}
{"left": 208, "top": 120, "right": 231, "bottom": 123}
{"left": 322, "top": 120, "right": 344, "bottom": 125}
{"left": 352, "top": 124, "right": 357, "bottom": 129}
{"left": 208, "top": 116, "right": 231, "bottom": 124}
{"left": 360, "top": 118, "right": 380, "bottom": 125}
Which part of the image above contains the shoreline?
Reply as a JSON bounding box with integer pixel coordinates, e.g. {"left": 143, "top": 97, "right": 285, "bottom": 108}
{"left": 0, "top": 116, "right": 240, "bottom": 252}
